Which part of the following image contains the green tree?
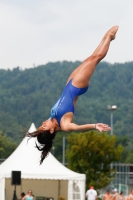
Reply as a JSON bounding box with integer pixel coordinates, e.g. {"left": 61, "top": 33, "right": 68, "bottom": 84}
{"left": 115, "top": 136, "right": 129, "bottom": 147}
{"left": 0, "top": 131, "right": 17, "bottom": 158}
{"left": 125, "top": 148, "right": 133, "bottom": 163}
{"left": 115, "top": 136, "right": 130, "bottom": 163}
{"left": 66, "top": 131, "right": 124, "bottom": 189}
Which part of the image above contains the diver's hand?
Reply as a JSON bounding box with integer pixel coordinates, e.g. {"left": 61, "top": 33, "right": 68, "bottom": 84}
{"left": 95, "top": 123, "right": 111, "bottom": 132}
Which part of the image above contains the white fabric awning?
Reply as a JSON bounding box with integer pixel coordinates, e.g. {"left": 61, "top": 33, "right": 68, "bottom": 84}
{"left": 0, "top": 123, "right": 85, "bottom": 181}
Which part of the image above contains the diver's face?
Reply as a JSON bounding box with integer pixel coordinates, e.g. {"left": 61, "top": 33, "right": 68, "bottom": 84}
{"left": 38, "top": 119, "right": 54, "bottom": 133}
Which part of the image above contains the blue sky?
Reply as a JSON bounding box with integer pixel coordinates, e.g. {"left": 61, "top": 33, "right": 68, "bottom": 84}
{"left": 0, "top": 0, "right": 133, "bottom": 69}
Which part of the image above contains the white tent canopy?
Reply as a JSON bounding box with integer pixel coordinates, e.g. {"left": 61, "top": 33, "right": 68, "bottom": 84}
{"left": 0, "top": 123, "right": 86, "bottom": 200}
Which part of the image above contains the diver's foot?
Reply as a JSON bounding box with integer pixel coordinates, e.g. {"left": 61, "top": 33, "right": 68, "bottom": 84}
{"left": 105, "top": 26, "right": 119, "bottom": 41}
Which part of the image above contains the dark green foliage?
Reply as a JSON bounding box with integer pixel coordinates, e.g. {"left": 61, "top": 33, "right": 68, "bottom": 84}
{"left": 115, "top": 136, "right": 130, "bottom": 163}
{"left": 66, "top": 131, "right": 124, "bottom": 189}
{"left": 0, "top": 61, "right": 133, "bottom": 161}
{"left": 125, "top": 148, "right": 133, "bottom": 163}
{"left": 0, "top": 131, "right": 17, "bottom": 158}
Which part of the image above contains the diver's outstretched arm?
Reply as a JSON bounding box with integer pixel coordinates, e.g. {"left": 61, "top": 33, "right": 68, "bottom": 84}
{"left": 62, "top": 122, "right": 111, "bottom": 132}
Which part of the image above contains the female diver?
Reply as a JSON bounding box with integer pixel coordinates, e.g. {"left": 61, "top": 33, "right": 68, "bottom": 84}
{"left": 26, "top": 26, "right": 119, "bottom": 164}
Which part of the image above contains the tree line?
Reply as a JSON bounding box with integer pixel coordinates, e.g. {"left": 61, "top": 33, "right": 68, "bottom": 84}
{"left": 0, "top": 61, "right": 133, "bottom": 163}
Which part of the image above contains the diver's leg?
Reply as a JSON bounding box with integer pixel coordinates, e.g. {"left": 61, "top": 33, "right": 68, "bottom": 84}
{"left": 66, "top": 26, "right": 118, "bottom": 87}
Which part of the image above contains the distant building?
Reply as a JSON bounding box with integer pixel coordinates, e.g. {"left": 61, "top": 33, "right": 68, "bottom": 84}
{"left": 101, "top": 163, "right": 133, "bottom": 196}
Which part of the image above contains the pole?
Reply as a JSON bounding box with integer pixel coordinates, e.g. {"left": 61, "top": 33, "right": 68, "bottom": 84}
{"left": 107, "top": 105, "right": 117, "bottom": 135}
{"left": 12, "top": 185, "right": 17, "bottom": 200}
{"left": 111, "top": 111, "right": 113, "bottom": 135}
{"left": 62, "top": 137, "right": 65, "bottom": 165}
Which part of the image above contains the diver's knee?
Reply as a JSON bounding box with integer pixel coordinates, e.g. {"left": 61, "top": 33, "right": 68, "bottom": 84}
{"left": 88, "top": 54, "right": 101, "bottom": 63}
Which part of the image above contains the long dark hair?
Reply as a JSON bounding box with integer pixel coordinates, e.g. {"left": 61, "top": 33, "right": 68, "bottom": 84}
{"left": 26, "top": 129, "right": 56, "bottom": 164}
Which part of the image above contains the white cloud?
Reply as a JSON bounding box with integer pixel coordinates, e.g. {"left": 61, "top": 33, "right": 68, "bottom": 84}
{"left": 0, "top": 0, "right": 133, "bottom": 69}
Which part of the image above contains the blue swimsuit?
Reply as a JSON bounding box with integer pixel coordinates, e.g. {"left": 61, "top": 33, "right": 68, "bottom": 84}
{"left": 50, "top": 79, "right": 88, "bottom": 126}
{"left": 26, "top": 197, "right": 34, "bottom": 200}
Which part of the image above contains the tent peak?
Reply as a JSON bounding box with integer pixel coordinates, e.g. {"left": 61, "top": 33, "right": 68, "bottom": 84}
{"left": 28, "top": 123, "right": 37, "bottom": 133}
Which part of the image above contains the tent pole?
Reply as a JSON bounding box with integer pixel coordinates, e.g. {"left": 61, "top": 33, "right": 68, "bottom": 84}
{"left": 58, "top": 180, "right": 60, "bottom": 199}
